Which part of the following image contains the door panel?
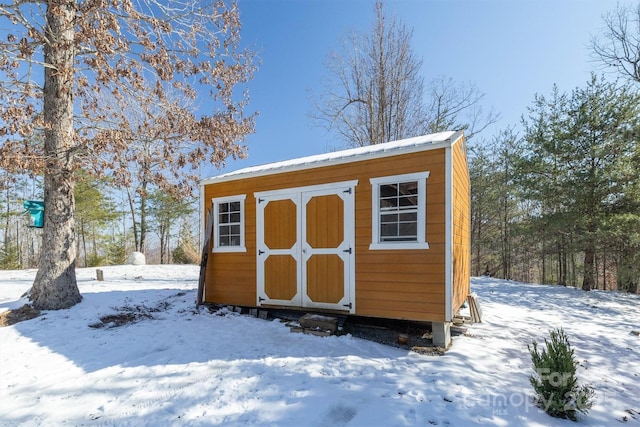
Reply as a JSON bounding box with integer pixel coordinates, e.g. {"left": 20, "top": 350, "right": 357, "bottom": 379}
{"left": 301, "top": 187, "right": 353, "bottom": 311}
{"left": 257, "top": 195, "right": 301, "bottom": 307}
{"left": 264, "top": 255, "right": 297, "bottom": 300}
{"left": 306, "top": 254, "right": 344, "bottom": 304}
{"left": 305, "top": 194, "right": 343, "bottom": 248}
{"left": 264, "top": 199, "right": 297, "bottom": 250}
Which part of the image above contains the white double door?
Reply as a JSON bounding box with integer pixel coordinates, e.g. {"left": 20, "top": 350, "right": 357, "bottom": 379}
{"left": 256, "top": 181, "right": 356, "bottom": 312}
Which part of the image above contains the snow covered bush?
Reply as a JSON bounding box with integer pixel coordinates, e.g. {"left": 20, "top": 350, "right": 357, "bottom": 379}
{"left": 528, "top": 328, "right": 594, "bottom": 421}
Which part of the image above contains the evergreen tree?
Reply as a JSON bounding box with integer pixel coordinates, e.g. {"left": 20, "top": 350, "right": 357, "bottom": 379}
{"left": 148, "top": 192, "right": 195, "bottom": 264}
{"left": 172, "top": 221, "right": 200, "bottom": 265}
{"left": 469, "top": 129, "right": 521, "bottom": 279}
{"left": 529, "top": 328, "right": 594, "bottom": 421}
{"left": 75, "top": 173, "right": 118, "bottom": 267}
{"left": 0, "top": 242, "right": 20, "bottom": 270}
{"left": 106, "top": 236, "right": 127, "bottom": 266}
{"left": 520, "top": 75, "right": 640, "bottom": 290}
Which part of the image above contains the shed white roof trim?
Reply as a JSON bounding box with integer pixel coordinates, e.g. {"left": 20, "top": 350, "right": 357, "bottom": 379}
{"left": 202, "top": 130, "right": 462, "bottom": 184}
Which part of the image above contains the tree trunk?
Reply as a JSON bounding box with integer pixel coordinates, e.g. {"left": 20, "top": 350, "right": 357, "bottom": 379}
{"left": 602, "top": 251, "right": 606, "bottom": 291}
{"left": 16, "top": 219, "right": 21, "bottom": 267}
{"left": 472, "top": 208, "right": 482, "bottom": 276}
{"left": 3, "top": 185, "right": 9, "bottom": 246}
{"left": 582, "top": 244, "right": 595, "bottom": 291}
{"left": 92, "top": 225, "right": 98, "bottom": 262}
{"left": 81, "top": 220, "right": 87, "bottom": 267}
{"left": 139, "top": 181, "right": 147, "bottom": 254}
{"left": 126, "top": 187, "right": 139, "bottom": 251}
{"left": 159, "top": 224, "right": 166, "bottom": 264}
{"left": 30, "top": 0, "right": 81, "bottom": 310}
{"left": 541, "top": 234, "right": 546, "bottom": 284}
{"left": 559, "top": 235, "right": 567, "bottom": 286}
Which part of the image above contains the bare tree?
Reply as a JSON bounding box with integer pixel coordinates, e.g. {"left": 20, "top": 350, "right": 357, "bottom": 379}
{"left": 94, "top": 86, "right": 197, "bottom": 254}
{"left": 0, "top": 0, "right": 256, "bottom": 309}
{"left": 311, "top": 1, "right": 496, "bottom": 147}
{"left": 591, "top": 2, "right": 640, "bottom": 84}
{"left": 311, "top": 1, "right": 426, "bottom": 146}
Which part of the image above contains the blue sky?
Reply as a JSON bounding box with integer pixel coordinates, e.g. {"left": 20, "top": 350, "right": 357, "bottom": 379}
{"left": 203, "top": 0, "right": 632, "bottom": 178}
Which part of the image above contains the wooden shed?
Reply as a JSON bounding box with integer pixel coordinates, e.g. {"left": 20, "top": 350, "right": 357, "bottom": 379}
{"left": 199, "top": 130, "right": 470, "bottom": 346}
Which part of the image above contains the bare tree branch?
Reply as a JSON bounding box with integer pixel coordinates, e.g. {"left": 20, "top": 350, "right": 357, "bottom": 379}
{"left": 591, "top": 2, "right": 640, "bottom": 83}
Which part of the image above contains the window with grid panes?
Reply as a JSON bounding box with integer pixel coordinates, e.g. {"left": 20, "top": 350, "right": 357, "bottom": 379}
{"left": 212, "top": 195, "right": 246, "bottom": 252}
{"left": 369, "top": 172, "right": 429, "bottom": 250}
{"left": 379, "top": 181, "right": 419, "bottom": 241}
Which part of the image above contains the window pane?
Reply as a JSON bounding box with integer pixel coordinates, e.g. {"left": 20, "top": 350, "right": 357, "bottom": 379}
{"left": 230, "top": 201, "right": 241, "bottom": 212}
{"left": 380, "top": 184, "right": 397, "bottom": 198}
{"left": 399, "top": 212, "right": 417, "bottom": 222}
{"left": 380, "top": 197, "right": 397, "bottom": 209}
{"left": 381, "top": 213, "right": 399, "bottom": 224}
{"left": 399, "top": 195, "right": 417, "bottom": 208}
{"left": 230, "top": 235, "right": 240, "bottom": 246}
{"left": 219, "top": 202, "right": 229, "bottom": 213}
{"left": 399, "top": 181, "right": 418, "bottom": 195}
{"left": 230, "top": 212, "right": 241, "bottom": 223}
{"left": 399, "top": 222, "right": 417, "bottom": 237}
{"left": 230, "top": 225, "right": 240, "bottom": 235}
{"left": 380, "top": 223, "right": 398, "bottom": 238}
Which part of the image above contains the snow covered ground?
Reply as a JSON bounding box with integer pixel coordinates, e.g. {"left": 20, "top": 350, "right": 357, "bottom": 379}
{"left": 0, "top": 265, "right": 638, "bottom": 426}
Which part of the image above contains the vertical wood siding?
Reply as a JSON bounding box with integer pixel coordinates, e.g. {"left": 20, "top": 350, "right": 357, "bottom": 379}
{"left": 451, "top": 139, "right": 471, "bottom": 314}
{"left": 203, "top": 149, "right": 449, "bottom": 322}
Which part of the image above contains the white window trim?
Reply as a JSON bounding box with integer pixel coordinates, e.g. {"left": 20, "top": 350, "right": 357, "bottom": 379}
{"left": 212, "top": 194, "right": 247, "bottom": 253}
{"left": 369, "top": 171, "right": 430, "bottom": 250}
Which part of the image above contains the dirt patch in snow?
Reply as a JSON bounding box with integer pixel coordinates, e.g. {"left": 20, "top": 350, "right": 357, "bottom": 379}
{"left": 0, "top": 304, "right": 41, "bottom": 327}
{"left": 89, "top": 311, "right": 154, "bottom": 329}
{"left": 89, "top": 296, "right": 179, "bottom": 329}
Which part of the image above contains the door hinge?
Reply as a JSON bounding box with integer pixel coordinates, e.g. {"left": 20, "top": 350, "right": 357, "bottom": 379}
{"left": 258, "top": 198, "right": 264, "bottom": 203}
{"left": 343, "top": 188, "right": 352, "bottom": 194}
{"left": 258, "top": 296, "right": 265, "bottom": 302}
{"left": 342, "top": 247, "right": 352, "bottom": 254}
{"left": 258, "top": 249, "right": 265, "bottom": 255}
{"left": 343, "top": 302, "right": 352, "bottom": 309}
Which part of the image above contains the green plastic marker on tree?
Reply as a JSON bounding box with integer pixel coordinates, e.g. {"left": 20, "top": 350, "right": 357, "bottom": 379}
{"left": 23, "top": 200, "right": 44, "bottom": 228}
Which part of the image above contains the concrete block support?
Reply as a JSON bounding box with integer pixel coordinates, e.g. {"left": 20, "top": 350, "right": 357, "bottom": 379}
{"left": 432, "top": 321, "right": 451, "bottom": 348}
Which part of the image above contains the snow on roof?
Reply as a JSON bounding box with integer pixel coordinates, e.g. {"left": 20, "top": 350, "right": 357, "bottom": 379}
{"left": 201, "top": 130, "right": 462, "bottom": 184}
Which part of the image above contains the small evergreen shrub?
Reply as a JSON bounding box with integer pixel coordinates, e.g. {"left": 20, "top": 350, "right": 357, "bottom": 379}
{"left": 172, "top": 223, "right": 200, "bottom": 264}
{"left": 86, "top": 253, "right": 106, "bottom": 267}
{"left": 172, "top": 241, "right": 200, "bottom": 264}
{"left": 528, "top": 328, "right": 594, "bottom": 421}
{"left": 0, "top": 243, "right": 20, "bottom": 269}
{"left": 107, "top": 241, "right": 127, "bottom": 266}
